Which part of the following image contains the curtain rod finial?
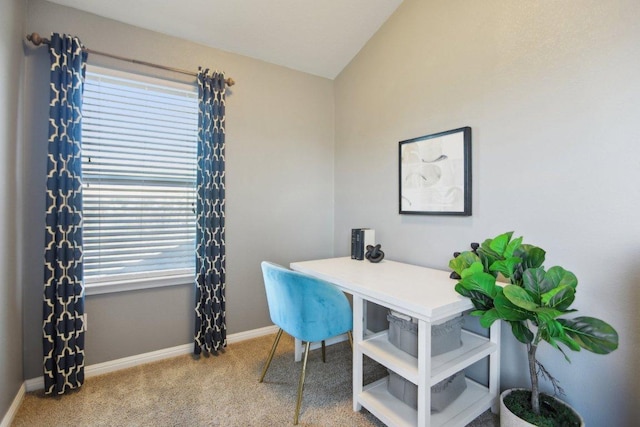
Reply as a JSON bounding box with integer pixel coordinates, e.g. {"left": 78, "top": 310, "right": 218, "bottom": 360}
{"left": 26, "top": 32, "right": 45, "bottom": 46}
{"left": 225, "top": 77, "right": 235, "bottom": 87}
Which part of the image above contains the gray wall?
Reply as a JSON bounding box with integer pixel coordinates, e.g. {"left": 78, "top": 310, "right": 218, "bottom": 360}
{"left": 15, "top": 0, "right": 640, "bottom": 425}
{"left": 0, "top": 0, "right": 26, "bottom": 417}
{"left": 334, "top": 0, "right": 640, "bottom": 425}
{"left": 22, "top": 0, "right": 335, "bottom": 379}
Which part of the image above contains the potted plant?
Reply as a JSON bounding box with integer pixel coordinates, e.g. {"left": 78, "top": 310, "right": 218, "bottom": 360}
{"left": 449, "top": 232, "right": 618, "bottom": 426}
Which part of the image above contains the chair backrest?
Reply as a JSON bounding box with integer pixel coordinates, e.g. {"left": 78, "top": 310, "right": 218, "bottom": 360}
{"left": 261, "top": 261, "right": 352, "bottom": 343}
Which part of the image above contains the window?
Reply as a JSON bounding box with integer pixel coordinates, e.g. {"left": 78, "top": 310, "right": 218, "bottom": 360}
{"left": 82, "top": 66, "right": 198, "bottom": 293}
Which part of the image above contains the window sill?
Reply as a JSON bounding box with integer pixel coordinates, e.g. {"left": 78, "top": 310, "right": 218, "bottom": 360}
{"left": 85, "top": 274, "right": 193, "bottom": 296}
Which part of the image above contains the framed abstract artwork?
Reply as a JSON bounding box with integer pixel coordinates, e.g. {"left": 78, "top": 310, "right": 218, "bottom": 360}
{"left": 399, "top": 126, "right": 471, "bottom": 216}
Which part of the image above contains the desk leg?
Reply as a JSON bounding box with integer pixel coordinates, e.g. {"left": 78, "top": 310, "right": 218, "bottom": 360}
{"left": 352, "top": 294, "right": 364, "bottom": 411}
{"left": 418, "top": 319, "right": 432, "bottom": 427}
{"left": 489, "top": 320, "right": 501, "bottom": 413}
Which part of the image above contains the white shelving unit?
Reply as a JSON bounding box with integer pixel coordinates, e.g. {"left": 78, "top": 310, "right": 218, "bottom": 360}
{"left": 291, "top": 257, "right": 501, "bottom": 427}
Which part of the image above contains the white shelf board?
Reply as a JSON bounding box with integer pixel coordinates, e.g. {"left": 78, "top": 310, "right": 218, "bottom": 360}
{"left": 360, "top": 377, "right": 496, "bottom": 427}
{"left": 359, "top": 377, "right": 416, "bottom": 427}
{"left": 431, "top": 379, "right": 497, "bottom": 427}
{"left": 361, "top": 332, "right": 420, "bottom": 384}
{"left": 361, "top": 330, "right": 497, "bottom": 385}
{"left": 431, "top": 331, "right": 497, "bottom": 384}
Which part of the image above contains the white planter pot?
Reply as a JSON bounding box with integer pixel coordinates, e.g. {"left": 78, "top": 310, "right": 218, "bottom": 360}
{"left": 500, "top": 389, "right": 585, "bottom": 427}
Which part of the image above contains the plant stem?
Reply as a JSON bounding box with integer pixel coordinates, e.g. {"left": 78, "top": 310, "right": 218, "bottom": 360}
{"left": 528, "top": 342, "right": 540, "bottom": 415}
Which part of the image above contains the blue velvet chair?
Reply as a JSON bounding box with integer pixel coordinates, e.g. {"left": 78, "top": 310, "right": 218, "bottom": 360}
{"left": 258, "top": 261, "right": 353, "bottom": 425}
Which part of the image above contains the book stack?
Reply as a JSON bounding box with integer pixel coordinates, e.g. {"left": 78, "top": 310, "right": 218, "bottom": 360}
{"left": 351, "top": 228, "right": 375, "bottom": 260}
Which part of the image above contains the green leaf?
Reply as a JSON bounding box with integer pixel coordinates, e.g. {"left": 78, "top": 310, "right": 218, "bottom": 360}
{"left": 449, "top": 251, "right": 481, "bottom": 275}
{"left": 454, "top": 285, "right": 494, "bottom": 311}
{"left": 509, "top": 321, "right": 533, "bottom": 344}
{"left": 522, "top": 267, "right": 552, "bottom": 300}
{"left": 479, "top": 308, "right": 501, "bottom": 328}
{"left": 457, "top": 272, "right": 498, "bottom": 298}
{"left": 504, "top": 236, "right": 523, "bottom": 258}
{"left": 461, "top": 261, "right": 485, "bottom": 278}
{"left": 468, "top": 291, "right": 495, "bottom": 311}
{"left": 478, "top": 252, "right": 498, "bottom": 277}
{"left": 454, "top": 282, "right": 472, "bottom": 298}
{"left": 541, "top": 285, "right": 575, "bottom": 310}
{"left": 559, "top": 317, "right": 619, "bottom": 354}
{"left": 479, "top": 238, "right": 502, "bottom": 259}
{"left": 490, "top": 257, "right": 522, "bottom": 279}
{"left": 494, "top": 290, "right": 531, "bottom": 321}
{"left": 488, "top": 232, "right": 514, "bottom": 257}
{"left": 554, "top": 333, "right": 582, "bottom": 352}
{"left": 545, "top": 266, "right": 578, "bottom": 289}
{"left": 542, "top": 317, "right": 564, "bottom": 338}
{"left": 515, "top": 245, "right": 546, "bottom": 269}
{"left": 503, "top": 285, "right": 539, "bottom": 311}
{"left": 534, "top": 307, "right": 564, "bottom": 323}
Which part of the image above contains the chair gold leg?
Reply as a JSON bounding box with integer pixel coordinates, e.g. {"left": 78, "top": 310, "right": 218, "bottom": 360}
{"left": 294, "top": 341, "right": 311, "bottom": 425}
{"left": 348, "top": 331, "right": 353, "bottom": 349}
{"left": 259, "top": 328, "right": 284, "bottom": 383}
{"left": 321, "top": 340, "right": 326, "bottom": 363}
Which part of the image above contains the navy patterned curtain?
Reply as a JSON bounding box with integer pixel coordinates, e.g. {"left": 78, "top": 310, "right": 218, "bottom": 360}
{"left": 43, "top": 33, "right": 87, "bottom": 395}
{"left": 194, "top": 69, "right": 227, "bottom": 355}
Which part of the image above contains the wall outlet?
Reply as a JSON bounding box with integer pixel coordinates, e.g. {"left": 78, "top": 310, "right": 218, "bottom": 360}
{"left": 83, "top": 313, "right": 88, "bottom": 332}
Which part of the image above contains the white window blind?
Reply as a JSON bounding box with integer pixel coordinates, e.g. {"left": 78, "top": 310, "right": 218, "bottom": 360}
{"left": 82, "top": 66, "right": 198, "bottom": 286}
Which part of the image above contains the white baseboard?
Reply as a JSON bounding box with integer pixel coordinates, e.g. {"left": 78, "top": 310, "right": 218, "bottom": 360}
{"left": 227, "top": 325, "right": 279, "bottom": 344}
{"left": 0, "top": 383, "right": 25, "bottom": 427}
{"left": 24, "top": 324, "right": 280, "bottom": 393}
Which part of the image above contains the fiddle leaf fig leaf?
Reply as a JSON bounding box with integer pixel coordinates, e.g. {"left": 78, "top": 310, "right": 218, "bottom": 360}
{"left": 488, "top": 232, "right": 514, "bottom": 257}
{"left": 559, "top": 317, "right": 619, "bottom": 354}
{"left": 504, "top": 236, "right": 523, "bottom": 258}
{"left": 545, "top": 266, "right": 578, "bottom": 289}
{"left": 490, "top": 257, "right": 521, "bottom": 279}
{"left": 545, "top": 318, "right": 566, "bottom": 338}
{"left": 455, "top": 285, "right": 494, "bottom": 311}
{"left": 554, "top": 333, "right": 582, "bottom": 352}
{"left": 461, "top": 261, "right": 485, "bottom": 278}
{"left": 523, "top": 267, "right": 551, "bottom": 299}
{"left": 514, "top": 244, "right": 546, "bottom": 269}
{"left": 479, "top": 238, "right": 502, "bottom": 259}
{"left": 479, "top": 308, "right": 501, "bottom": 328}
{"left": 469, "top": 292, "right": 495, "bottom": 311}
{"left": 541, "top": 285, "right": 575, "bottom": 311}
{"left": 534, "top": 307, "right": 564, "bottom": 324}
{"left": 509, "top": 321, "right": 534, "bottom": 344}
{"left": 495, "top": 290, "right": 531, "bottom": 321}
{"left": 457, "top": 272, "right": 498, "bottom": 298}
{"left": 503, "top": 285, "right": 538, "bottom": 311}
{"left": 449, "top": 251, "right": 481, "bottom": 275}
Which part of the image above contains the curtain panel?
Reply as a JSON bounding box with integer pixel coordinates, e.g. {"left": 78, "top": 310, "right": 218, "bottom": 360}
{"left": 43, "top": 33, "right": 87, "bottom": 395}
{"left": 194, "top": 69, "right": 227, "bottom": 354}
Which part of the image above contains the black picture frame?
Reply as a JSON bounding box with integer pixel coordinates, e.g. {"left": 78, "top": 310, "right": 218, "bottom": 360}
{"left": 399, "top": 126, "right": 471, "bottom": 216}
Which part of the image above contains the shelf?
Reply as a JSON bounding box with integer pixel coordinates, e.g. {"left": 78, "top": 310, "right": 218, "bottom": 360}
{"left": 432, "top": 331, "right": 497, "bottom": 384}
{"left": 360, "top": 330, "right": 497, "bottom": 385}
{"left": 290, "top": 258, "right": 500, "bottom": 427}
{"left": 431, "top": 379, "right": 496, "bottom": 427}
{"left": 359, "top": 377, "right": 497, "bottom": 427}
{"left": 359, "top": 378, "right": 416, "bottom": 427}
{"left": 360, "top": 331, "right": 420, "bottom": 384}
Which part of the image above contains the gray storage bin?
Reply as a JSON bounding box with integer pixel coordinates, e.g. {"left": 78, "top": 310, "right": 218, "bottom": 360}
{"left": 387, "top": 312, "right": 464, "bottom": 357}
{"left": 387, "top": 369, "right": 467, "bottom": 412}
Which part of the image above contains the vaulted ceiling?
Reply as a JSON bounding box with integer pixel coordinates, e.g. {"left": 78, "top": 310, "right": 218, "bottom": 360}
{"left": 46, "top": 0, "right": 404, "bottom": 79}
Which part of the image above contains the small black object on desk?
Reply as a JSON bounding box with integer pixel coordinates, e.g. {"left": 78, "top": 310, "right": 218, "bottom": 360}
{"left": 365, "top": 244, "right": 385, "bottom": 263}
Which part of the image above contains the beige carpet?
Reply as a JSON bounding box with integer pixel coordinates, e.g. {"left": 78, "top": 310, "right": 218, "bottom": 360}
{"left": 13, "top": 334, "right": 498, "bottom": 426}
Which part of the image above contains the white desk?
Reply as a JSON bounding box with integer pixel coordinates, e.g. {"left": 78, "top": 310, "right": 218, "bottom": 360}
{"left": 290, "top": 257, "right": 500, "bottom": 427}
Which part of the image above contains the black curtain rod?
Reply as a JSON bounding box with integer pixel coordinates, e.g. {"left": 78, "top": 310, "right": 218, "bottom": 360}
{"left": 26, "top": 32, "right": 235, "bottom": 87}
